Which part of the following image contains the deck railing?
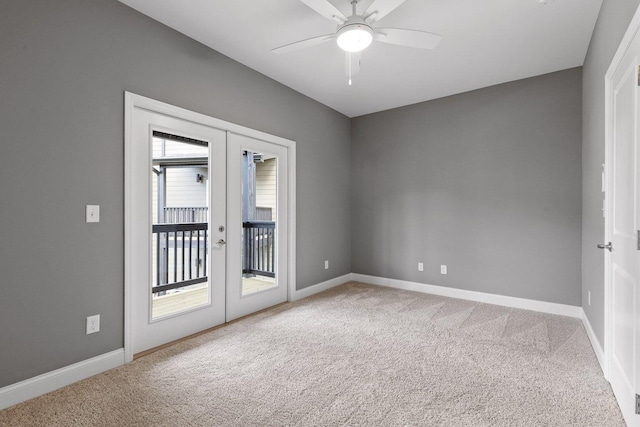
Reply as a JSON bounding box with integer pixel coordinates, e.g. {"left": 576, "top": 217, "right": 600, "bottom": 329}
{"left": 243, "top": 221, "right": 276, "bottom": 278}
{"left": 152, "top": 208, "right": 275, "bottom": 295}
{"left": 255, "top": 207, "right": 273, "bottom": 221}
{"left": 163, "top": 207, "right": 208, "bottom": 223}
{"left": 152, "top": 222, "right": 208, "bottom": 294}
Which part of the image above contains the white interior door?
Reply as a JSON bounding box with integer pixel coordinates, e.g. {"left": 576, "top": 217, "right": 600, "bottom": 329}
{"left": 129, "top": 108, "right": 227, "bottom": 355}
{"left": 226, "top": 132, "right": 289, "bottom": 321}
{"left": 606, "top": 31, "right": 640, "bottom": 426}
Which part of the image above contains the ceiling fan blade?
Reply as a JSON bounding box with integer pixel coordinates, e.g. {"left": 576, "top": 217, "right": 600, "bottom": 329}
{"left": 300, "top": 0, "right": 347, "bottom": 24}
{"left": 364, "top": 0, "right": 406, "bottom": 23}
{"left": 345, "top": 52, "right": 361, "bottom": 77}
{"left": 272, "top": 34, "right": 335, "bottom": 54}
{"left": 375, "top": 28, "right": 442, "bottom": 49}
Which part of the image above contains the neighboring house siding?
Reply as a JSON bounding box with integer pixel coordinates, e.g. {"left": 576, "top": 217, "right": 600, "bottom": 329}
{"left": 152, "top": 137, "right": 209, "bottom": 222}
{"left": 256, "top": 158, "right": 276, "bottom": 221}
{"left": 153, "top": 167, "right": 208, "bottom": 224}
{"left": 165, "top": 167, "right": 207, "bottom": 208}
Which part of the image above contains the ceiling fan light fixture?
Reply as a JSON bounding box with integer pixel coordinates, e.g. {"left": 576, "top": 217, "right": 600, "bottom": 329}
{"left": 336, "top": 23, "right": 374, "bottom": 52}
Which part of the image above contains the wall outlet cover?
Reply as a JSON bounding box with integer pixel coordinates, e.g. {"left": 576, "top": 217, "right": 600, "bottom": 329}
{"left": 86, "top": 315, "right": 100, "bottom": 334}
{"left": 440, "top": 265, "right": 448, "bottom": 275}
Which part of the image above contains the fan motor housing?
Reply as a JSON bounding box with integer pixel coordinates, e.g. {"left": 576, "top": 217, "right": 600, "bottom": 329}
{"left": 336, "top": 17, "right": 374, "bottom": 52}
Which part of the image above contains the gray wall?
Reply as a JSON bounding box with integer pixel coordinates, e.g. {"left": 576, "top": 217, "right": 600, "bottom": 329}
{"left": 0, "top": 0, "right": 615, "bottom": 393}
{"left": 0, "top": 0, "right": 351, "bottom": 388}
{"left": 352, "top": 69, "right": 583, "bottom": 306}
{"left": 582, "top": 0, "right": 640, "bottom": 346}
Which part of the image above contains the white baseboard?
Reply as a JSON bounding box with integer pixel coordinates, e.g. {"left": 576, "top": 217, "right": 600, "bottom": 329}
{"left": 292, "top": 273, "right": 353, "bottom": 301}
{"left": 581, "top": 309, "right": 605, "bottom": 373}
{"left": 0, "top": 349, "right": 125, "bottom": 411}
{"left": 351, "top": 274, "right": 583, "bottom": 318}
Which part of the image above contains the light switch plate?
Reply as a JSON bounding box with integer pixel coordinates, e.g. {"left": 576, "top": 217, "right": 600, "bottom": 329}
{"left": 86, "top": 205, "right": 100, "bottom": 223}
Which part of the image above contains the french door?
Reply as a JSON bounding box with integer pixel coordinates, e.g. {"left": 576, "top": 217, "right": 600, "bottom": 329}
{"left": 226, "top": 133, "right": 289, "bottom": 321}
{"left": 129, "top": 108, "right": 227, "bottom": 355}
{"left": 125, "top": 93, "right": 294, "bottom": 358}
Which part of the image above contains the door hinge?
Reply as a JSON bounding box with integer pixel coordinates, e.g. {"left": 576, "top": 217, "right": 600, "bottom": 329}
{"left": 636, "top": 394, "right": 640, "bottom": 415}
{"left": 637, "top": 230, "right": 640, "bottom": 251}
{"left": 637, "top": 65, "right": 640, "bottom": 86}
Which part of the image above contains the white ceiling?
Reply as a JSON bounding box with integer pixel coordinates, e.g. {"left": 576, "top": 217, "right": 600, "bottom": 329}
{"left": 118, "top": 0, "right": 602, "bottom": 118}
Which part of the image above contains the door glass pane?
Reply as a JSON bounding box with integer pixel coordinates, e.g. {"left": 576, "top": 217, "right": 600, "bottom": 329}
{"left": 242, "top": 151, "right": 277, "bottom": 296}
{"left": 151, "top": 131, "right": 210, "bottom": 319}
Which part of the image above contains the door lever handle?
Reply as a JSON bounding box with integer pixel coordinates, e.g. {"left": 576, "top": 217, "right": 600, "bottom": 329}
{"left": 217, "top": 239, "right": 226, "bottom": 247}
{"left": 597, "top": 242, "right": 612, "bottom": 252}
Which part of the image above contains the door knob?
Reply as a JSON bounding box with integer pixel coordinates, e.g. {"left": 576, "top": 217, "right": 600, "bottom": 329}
{"left": 597, "top": 242, "right": 613, "bottom": 252}
{"left": 217, "top": 239, "right": 226, "bottom": 246}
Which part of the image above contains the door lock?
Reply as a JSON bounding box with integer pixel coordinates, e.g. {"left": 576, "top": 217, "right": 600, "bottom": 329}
{"left": 217, "top": 239, "right": 226, "bottom": 247}
{"left": 218, "top": 225, "right": 225, "bottom": 232}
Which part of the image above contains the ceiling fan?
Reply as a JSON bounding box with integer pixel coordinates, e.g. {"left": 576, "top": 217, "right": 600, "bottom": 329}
{"left": 272, "top": 0, "right": 442, "bottom": 85}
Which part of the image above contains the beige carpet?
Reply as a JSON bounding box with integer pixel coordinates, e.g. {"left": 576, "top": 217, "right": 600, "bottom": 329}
{"left": 0, "top": 282, "right": 624, "bottom": 426}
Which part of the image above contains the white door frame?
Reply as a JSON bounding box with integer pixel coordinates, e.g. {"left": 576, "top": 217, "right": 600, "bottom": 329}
{"left": 124, "top": 92, "right": 296, "bottom": 363}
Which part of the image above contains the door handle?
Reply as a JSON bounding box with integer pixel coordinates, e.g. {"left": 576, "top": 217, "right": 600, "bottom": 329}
{"left": 597, "top": 242, "right": 612, "bottom": 252}
{"left": 217, "top": 239, "right": 226, "bottom": 247}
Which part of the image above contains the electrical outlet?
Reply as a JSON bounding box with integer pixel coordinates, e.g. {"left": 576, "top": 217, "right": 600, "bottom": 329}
{"left": 588, "top": 291, "right": 591, "bottom": 306}
{"left": 418, "top": 262, "right": 424, "bottom": 272}
{"left": 324, "top": 260, "right": 329, "bottom": 270}
{"left": 86, "top": 315, "right": 100, "bottom": 334}
{"left": 440, "top": 265, "right": 448, "bottom": 275}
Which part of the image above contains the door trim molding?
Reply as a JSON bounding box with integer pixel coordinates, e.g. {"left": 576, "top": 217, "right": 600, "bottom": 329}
{"left": 603, "top": 4, "right": 640, "bottom": 382}
{"left": 124, "top": 92, "right": 296, "bottom": 363}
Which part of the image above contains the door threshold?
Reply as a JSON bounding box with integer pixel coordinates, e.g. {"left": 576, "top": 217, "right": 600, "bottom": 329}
{"left": 133, "top": 301, "right": 290, "bottom": 360}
